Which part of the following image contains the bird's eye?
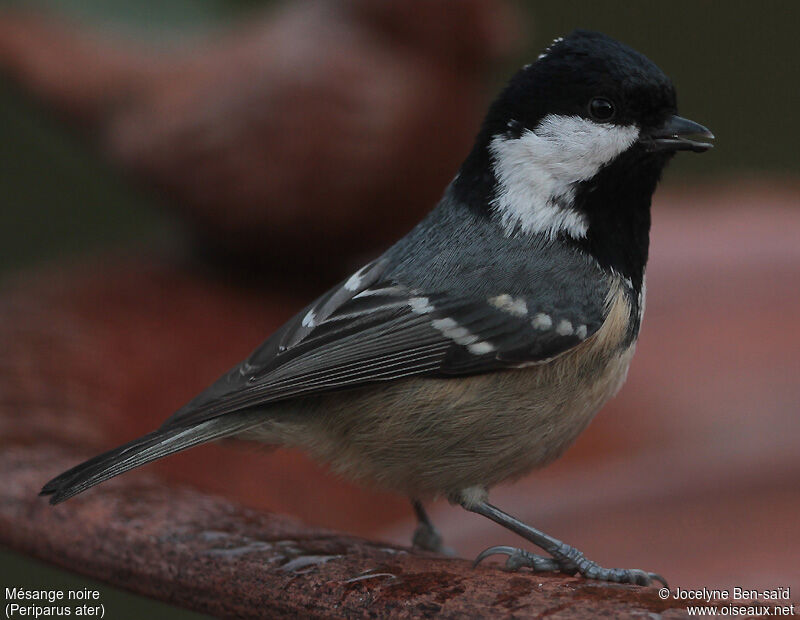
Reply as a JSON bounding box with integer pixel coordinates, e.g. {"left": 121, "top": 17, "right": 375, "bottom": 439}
{"left": 589, "top": 98, "right": 615, "bottom": 121}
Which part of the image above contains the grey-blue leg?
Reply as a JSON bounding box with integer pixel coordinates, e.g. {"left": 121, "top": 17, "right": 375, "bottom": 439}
{"left": 411, "top": 500, "right": 454, "bottom": 555}
{"left": 465, "top": 500, "right": 666, "bottom": 586}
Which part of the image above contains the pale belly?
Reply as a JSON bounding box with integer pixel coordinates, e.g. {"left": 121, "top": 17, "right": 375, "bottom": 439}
{"left": 244, "top": 341, "right": 635, "bottom": 500}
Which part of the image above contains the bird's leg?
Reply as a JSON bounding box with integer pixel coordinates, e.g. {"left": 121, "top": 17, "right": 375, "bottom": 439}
{"left": 411, "top": 500, "right": 454, "bottom": 555}
{"left": 463, "top": 499, "right": 666, "bottom": 586}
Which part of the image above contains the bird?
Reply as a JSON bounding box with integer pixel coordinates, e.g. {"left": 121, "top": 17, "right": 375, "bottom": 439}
{"left": 41, "top": 30, "right": 713, "bottom": 586}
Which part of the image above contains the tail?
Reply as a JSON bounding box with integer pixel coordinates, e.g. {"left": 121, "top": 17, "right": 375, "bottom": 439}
{"left": 41, "top": 412, "right": 262, "bottom": 504}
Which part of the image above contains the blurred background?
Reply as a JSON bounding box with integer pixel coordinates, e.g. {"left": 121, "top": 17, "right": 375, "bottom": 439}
{"left": 1, "top": 0, "right": 798, "bottom": 277}
{"left": 1, "top": 0, "right": 798, "bottom": 617}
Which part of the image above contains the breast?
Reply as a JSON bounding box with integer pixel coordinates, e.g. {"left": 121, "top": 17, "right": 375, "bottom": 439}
{"left": 255, "top": 279, "right": 636, "bottom": 500}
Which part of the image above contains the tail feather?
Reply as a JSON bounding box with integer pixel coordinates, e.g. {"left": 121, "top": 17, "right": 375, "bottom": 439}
{"left": 41, "top": 413, "right": 262, "bottom": 504}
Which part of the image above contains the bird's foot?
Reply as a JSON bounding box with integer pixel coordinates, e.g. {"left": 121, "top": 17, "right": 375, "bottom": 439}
{"left": 474, "top": 546, "right": 561, "bottom": 572}
{"left": 412, "top": 521, "right": 455, "bottom": 555}
{"left": 474, "top": 545, "right": 666, "bottom": 587}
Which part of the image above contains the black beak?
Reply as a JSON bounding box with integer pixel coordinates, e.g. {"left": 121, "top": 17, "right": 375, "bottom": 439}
{"left": 640, "top": 115, "right": 714, "bottom": 153}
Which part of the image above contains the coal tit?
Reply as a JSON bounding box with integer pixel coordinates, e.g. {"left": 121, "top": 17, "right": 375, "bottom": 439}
{"left": 42, "top": 30, "right": 713, "bottom": 586}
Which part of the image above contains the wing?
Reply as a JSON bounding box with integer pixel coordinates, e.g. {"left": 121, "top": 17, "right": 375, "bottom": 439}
{"left": 161, "top": 257, "right": 610, "bottom": 430}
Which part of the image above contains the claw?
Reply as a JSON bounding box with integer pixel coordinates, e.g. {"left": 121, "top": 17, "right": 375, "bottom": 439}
{"left": 618, "top": 569, "right": 666, "bottom": 587}
{"left": 650, "top": 573, "right": 668, "bottom": 588}
{"left": 473, "top": 545, "right": 517, "bottom": 567}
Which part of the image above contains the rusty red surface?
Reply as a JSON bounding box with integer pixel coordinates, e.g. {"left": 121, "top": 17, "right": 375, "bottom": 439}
{"left": 3, "top": 442, "right": 704, "bottom": 618}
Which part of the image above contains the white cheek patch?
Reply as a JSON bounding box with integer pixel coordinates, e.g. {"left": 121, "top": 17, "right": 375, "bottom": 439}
{"left": 489, "top": 115, "right": 639, "bottom": 239}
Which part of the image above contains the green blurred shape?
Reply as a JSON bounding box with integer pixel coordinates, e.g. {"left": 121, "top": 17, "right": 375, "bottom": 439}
{"left": 0, "top": 0, "right": 232, "bottom": 31}
{"left": 0, "top": 81, "right": 175, "bottom": 276}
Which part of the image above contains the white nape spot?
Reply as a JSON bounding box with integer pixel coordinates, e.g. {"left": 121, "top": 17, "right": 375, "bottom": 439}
{"left": 556, "top": 319, "right": 573, "bottom": 336}
{"left": 468, "top": 341, "right": 495, "bottom": 355}
{"left": 531, "top": 313, "right": 552, "bottom": 330}
{"left": 301, "top": 309, "right": 316, "bottom": 328}
{"left": 489, "top": 294, "right": 528, "bottom": 317}
{"left": 408, "top": 296, "right": 434, "bottom": 315}
{"left": 489, "top": 115, "right": 639, "bottom": 239}
{"left": 575, "top": 324, "right": 588, "bottom": 340}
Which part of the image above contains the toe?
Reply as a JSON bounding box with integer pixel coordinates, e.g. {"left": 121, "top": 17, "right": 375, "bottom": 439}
{"left": 621, "top": 568, "right": 665, "bottom": 586}
{"left": 473, "top": 546, "right": 561, "bottom": 572}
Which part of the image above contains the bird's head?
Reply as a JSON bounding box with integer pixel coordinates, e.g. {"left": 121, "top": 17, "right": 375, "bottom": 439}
{"left": 454, "top": 29, "right": 713, "bottom": 284}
